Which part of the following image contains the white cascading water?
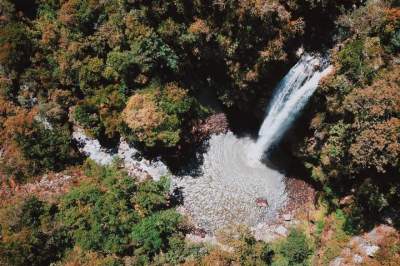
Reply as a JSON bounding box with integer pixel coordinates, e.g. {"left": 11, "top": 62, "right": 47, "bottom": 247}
{"left": 250, "top": 54, "right": 333, "bottom": 161}
{"left": 177, "top": 54, "right": 332, "bottom": 232}
{"left": 72, "top": 53, "right": 332, "bottom": 233}
{"left": 174, "top": 133, "right": 286, "bottom": 232}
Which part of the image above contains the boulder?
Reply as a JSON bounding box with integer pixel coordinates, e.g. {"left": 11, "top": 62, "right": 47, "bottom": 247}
{"left": 193, "top": 228, "right": 207, "bottom": 238}
{"left": 283, "top": 214, "right": 292, "bottom": 221}
{"left": 339, "top": 195, "right": 354, "bottom": 206}
{"left": 353, "top": 254, "right": 363, "bottom": 264}
{"left": 194, "top": 113, "right": 229, "bottom": 140}
{"left": 361, "top": 244, "right": 379, "bottom": 257}
{"left": 329, "top": 257, "right": 344, "bottom": 266}
{"left": 275, "top": 225, "right": 288, "bottom": 236}
{"left": 256, "top": 198, "right": 269, "bottom": 207}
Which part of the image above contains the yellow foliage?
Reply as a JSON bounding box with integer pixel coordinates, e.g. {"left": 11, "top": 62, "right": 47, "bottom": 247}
{"left": 350, "top": 118, "right": 400, "bottom": 173}
{"left": 125, "top": 13, "right": 153, "bottom": 40}
{"left": 164, "top": 82, "right": 188, "bottom": 102}
{"left": 59, "top": 0, "right": 80, "bottom": 26}
{"left": 57, "top": 246, "right": 119, "bottom": 266}
{"left": 199, "top": 249, "right": 232, "bottom": 266}
{"left": 122, "top": 90, "right": 165, "bottom": 139}
{"left": 188, "top": 19, "right": 210, "bottom": 35}
{"left": 0, "top": 106, "right": 38, "bottom": 179}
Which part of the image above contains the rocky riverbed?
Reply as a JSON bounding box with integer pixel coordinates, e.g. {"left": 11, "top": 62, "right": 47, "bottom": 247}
{"left": 70, "top": 118, "right": 319, "bottom": 243}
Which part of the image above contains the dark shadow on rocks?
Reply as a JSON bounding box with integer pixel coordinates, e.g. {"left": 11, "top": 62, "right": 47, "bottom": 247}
{"left": 13, "top": 0, "right": 38, "bottom": 19}
{"left": 170, "top": 186, "right": 184, "bottom": 206}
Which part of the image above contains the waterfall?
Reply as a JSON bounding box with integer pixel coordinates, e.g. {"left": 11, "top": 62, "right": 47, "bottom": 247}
{"left": 174, "top": 133, "right": 287, "bottom": 232}
{"left": 251, "top": 54, "right": 333, "bottom": 161}
{"left": 173, "top": 54, "right": 333, "bottom": 232}
{"left": 72, "top": 53, "right": 333, "bottom": 233}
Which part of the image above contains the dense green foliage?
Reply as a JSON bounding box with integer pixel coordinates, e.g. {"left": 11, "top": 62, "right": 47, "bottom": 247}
{"left": 1, "top": 161, "right": 313, "bottom": 266}
{"left": 278, "top": 229, "right": 313, "bottom": 265}
{"left": 0, "top": 0, "right": 359, "bottom": 181}
{"left": 300, "top": 0, "right": 400, "bottom": 230}
{"left": 0, "top": 161, "right": 190, "bottom": 265}
{"left": 0, "top": 0, "right": 399, "bottom": 265}
{"left": 15, "top": 121, "right": 78, "bottom": 173}
{"left": 0, "top": 0, "right": 348, "bottom": 164}
{"left": 0, "top": 197, "right": 69, "bottom": 266}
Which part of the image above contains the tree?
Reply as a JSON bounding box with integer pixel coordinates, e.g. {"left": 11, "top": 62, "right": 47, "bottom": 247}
{"left": 279, "top": 229, "right": 313, "bottom": 265}
{"left": 0, "top": 197, "right": 70, "bottom": 266}
{"left": 122, "top": 83, "right": 195, "bottom": 148}
{"left": 15, "top": 121, "right": 78, "bottom": 174}
{"left": 0, "top": 22, "right": 31, "bottom": 74}
{"left": 131, "top": 210, "right": 182, "bottom": 259}
{"left": 58, "top": 161, "right": 184, "bottom": 259}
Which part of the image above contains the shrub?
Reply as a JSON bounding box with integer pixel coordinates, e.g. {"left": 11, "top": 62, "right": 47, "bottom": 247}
{"left": 131, "top": 210, "right": 182, "bottom": 259}
{"left": 279, "top": 229, "right": 313, "bottom": 265}
{"left": 133, "top": 176, "right": 171, "bottom": 217}
{"left": 0, "top": 197, "right": 70, "bottom": 266}
{"left": 212, "top": 225, "right": 275, "bottom": 265}
{"left": 74, "top": 101, "right": 104, "bottom": 139}
{"left": 122, "top": 83, "right": 195, "bottom": 148}
{"left": 58, "top": 169, "right": 139, "bottom": 254}
{"left": 0, "top": 22, "right": 31, "bottom": 74}
{"left": 15, "top": 121, "right": 78, "bottom": 174}
{"left": 337, "top": 38, "right": 375, "bottom": 84}
{"left": 79, "top": 57, "right": 104, "bottom": 95}
{"left": 58, "top": 161, "right": 183, "bottom": 259}
{"left": 300, "top": 0, "right": 400, "bottom": 231}
{"left": 56, "top": 246, "right": 123, "bottom": 266}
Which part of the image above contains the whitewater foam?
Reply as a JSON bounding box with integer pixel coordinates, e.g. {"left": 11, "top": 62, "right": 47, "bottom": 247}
{"left": 174, "top": 132, "right": 287, "bottom": 232}
{"left": 72, "top": 53, "right": 332, "bottom": 233}
{"left": 252, "top": 54, "right": 333, "bottom": 160}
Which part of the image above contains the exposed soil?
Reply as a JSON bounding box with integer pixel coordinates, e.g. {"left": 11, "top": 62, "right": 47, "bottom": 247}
{"left": 280, "top": 177, "right": 317, "bottom": 219}
{"left": 0, "top": 169, "right": 83, "bottom": 205}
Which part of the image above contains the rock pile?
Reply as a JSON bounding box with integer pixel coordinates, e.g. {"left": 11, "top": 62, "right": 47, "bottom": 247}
{"left": 0, "top": 172, "right": 80, "bottom": 203}
{"left": 193, "top": 113, "right": 229, "bottom": 140}
{"left": 72, "top": 126, "right": 169, "bottom": 181}
{"left": 330, "top": 224, "right": 397, "bottom": 265}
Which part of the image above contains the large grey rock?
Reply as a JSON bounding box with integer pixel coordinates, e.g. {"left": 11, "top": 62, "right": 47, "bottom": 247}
{"left": 283, "top": 214, "right": 292, "bottom": 221}
{"left": 275, "top": 225, "right": 288, "bottom": 236}
{"left": 361, "top": 244, "right": 379, "bottom": 257}
{"left": 353, "top": 254, "right": 363, "bottom": 264}
{"left": 329, "top": 257, "right": 344, "bottom": 266}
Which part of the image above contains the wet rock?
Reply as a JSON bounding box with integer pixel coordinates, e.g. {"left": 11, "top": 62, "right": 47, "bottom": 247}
{"left": 353, "top": 254, "right": 363, "bottom": 264}
{"left": 384, "top": 217, "right": 393, "bottom": 225}
{"left": 296, "top": 46, "right": 304, "bottom": 58}
{"left": 313, "top": 62, "right": 321, "bottom": 71}
{"left": 193, "top": 228, "right": 207, "bottom": 238}
{"left": 275, "top": 225, "right": 288, "bottom": 236}
{"left": 283, "top": 214, "right": 291, "bottom": 221}
{"left": 256, "top": 198, "right": 269, "bottom": 207}
{"left": 339, "top": 195, "right": 354, "bottom": 206}
{"left": 361, "top": 244, "right": 379, "bottom": 257}
{"left": 193, "top": 113, "right": 229, "bottom": 140}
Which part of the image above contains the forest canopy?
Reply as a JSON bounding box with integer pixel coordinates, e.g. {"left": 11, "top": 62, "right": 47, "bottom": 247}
{"left": 0, "top": 0, "right": 399, "bottom": 265}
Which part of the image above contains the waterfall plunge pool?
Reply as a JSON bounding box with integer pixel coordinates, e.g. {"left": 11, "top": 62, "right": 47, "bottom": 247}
{"left": 73, "top": 53, "right": 333, "bottom": 234}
